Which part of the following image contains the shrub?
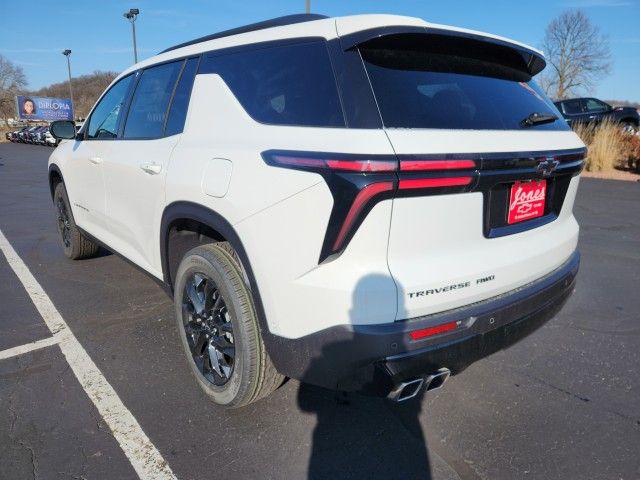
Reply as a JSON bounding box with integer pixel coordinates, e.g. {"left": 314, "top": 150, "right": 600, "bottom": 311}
{"left": 620, "top": 133, "right": 640, "bottom": 172}
{"left": 572, "top": 119, "right": 633, "bottom": 172}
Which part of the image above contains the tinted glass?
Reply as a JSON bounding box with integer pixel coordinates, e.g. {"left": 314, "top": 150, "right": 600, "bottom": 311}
{"left": 585, "top": 98, "right": 608, "bottom": 112}
{"left": 204, "top": 41, "right": 344, "bottom": 127}
{"left": 360, "top": 34, "right": 568, "bottom": 131}
{"left": 165, "top": 57, "right": 199, "bottom": 136}
{"left": 87, "top": 75, "right": 134, "bottom": 139}
{"left": 124, "top": 60, "right": 183, "bottom": 139}
{"left": 560, "top": 99, "right": 583, "bottom": 115}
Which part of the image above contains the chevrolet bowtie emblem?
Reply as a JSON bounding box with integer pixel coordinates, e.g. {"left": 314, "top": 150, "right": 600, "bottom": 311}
{"left": 537, "top": 157, "right": 560, "bottom": 177}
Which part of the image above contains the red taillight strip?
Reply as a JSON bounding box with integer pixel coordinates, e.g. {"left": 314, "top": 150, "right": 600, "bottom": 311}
{"left": 325, "top": 159, "right": 396, "bottom": 172}
{"left": 272, "top": 155, "right": 325, "bottom": 168}
{"left": 332, "top": 181, "right": 394, "bottom": 251}
{"left": 271, "top": 155, "right": 396, "bottom": 172}
{"left": 399, "top": 177, "right": 473, "bottom": 190}
{"left": 409, "top": 321, "right": 459, "bottom": 340}
{"left": 400, "top": 159, "right": 476, "bottom": 171}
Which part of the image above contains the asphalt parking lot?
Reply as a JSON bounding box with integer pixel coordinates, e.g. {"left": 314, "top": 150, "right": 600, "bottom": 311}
{"left": 0, "top": 142, "right": 638, "bottom": 480}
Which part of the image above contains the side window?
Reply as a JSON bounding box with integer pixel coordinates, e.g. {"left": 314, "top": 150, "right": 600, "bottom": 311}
{"left": 123, "top": 60, "right": 183, "bottom": 139}
{"left": 585, "top": 98, "right": 607, "bottom": 113}
{"left": 86, "top": 75, "right": 134, "bottom": 139}
{"left": 203, "top": 41, "right": 345, "bottom": 127}
{"left": 165, "top": 57, "right": 199, "bottom": 136}
{"left": 562, "top": 99, "right": 583, "bottom": 115}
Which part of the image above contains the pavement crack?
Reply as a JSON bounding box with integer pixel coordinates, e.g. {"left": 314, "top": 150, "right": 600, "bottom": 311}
{"left": 18, "top": 439, "right": 38, "bottom": 480}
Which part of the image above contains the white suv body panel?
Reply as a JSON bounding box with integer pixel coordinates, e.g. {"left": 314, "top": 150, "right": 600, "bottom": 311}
{"left": 385, "top": 130, "right": 583, "bottom": 320}
{"left": 165, "top": 74, "right": 399, "bottom": 338}
{"left": 48, "top": 13, "right": 584, "bottom": 349}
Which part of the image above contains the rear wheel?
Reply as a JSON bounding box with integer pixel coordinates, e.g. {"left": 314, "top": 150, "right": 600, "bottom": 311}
{"left": 174, "top": 243, "right": 283, "bottom": 407}
{"left": 53, "top": 182, "right": 99, "bottom": 259}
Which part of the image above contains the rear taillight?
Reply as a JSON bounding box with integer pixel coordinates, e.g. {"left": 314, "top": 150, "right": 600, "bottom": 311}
{"left": 263, "top": 150, "right": 478, "bottom": 262}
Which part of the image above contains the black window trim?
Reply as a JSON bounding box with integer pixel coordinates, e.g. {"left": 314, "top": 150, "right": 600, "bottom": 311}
{"left": 163, "top": 55, "right": 202, "bottom": 137}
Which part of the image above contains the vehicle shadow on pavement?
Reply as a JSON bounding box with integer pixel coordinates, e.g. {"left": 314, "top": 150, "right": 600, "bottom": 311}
{"left": 297, "top": 274, "right": 434, "bottom": 479}
{"left": 298, "top": 383, "right": 431, "bottom": 479}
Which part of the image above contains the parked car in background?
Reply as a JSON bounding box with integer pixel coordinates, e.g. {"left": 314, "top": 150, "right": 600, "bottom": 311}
{"left": 4, "top": 131, "right": 11, "bottom": 141}
{"left": 29, "top": 126, "right": 47, "bottom": 144}
{"left": 554, "top": 97, "right": 639, "bottom": 134}
{"left": 43, "top": 127, "right": 58, "bottom": 147}
{"left": 18, "top": 126, "right": 38, "bottom": 143}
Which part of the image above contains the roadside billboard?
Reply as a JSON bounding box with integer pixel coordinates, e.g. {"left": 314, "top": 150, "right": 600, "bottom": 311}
{"left": 16, "top": 95, "right": 73, "bottom": 121}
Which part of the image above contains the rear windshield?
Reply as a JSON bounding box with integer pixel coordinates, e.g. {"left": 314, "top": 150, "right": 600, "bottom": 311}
{"left": 360, "top": 34, "right": 567, "bottom": 131}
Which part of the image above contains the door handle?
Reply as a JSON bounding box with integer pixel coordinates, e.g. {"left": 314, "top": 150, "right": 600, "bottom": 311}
{"left": 140, "top": 163, "right": 162, "bottom": 175}
{"left": 89, "top": 156, "right": 103, "bottom": 164}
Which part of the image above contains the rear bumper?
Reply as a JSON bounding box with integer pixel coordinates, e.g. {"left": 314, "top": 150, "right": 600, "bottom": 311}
{"left": 268, "top": 251, "right": 579, "bottom": 396}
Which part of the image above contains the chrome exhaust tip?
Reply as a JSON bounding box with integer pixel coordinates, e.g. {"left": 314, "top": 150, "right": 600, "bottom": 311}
{"left": 387, "top": 377, "right": 424, "bottom": 402}
{"left": 424, "top": 368, "right": 451, "bottom": 392}
{"left": 387, "top": 368, "right": 451, "bottom": 402}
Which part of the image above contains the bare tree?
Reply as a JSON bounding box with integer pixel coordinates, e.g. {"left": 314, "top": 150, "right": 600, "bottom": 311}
{"left": 0, "top": 55, "right": 28, "bottom": 124}
{"left": 541, "top": 9, "right": 611, "bottom": 100}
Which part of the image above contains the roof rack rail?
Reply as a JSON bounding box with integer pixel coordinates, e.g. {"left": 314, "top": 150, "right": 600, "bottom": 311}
{"left": 160, "top": 13, "right": 329, "bottom": 54}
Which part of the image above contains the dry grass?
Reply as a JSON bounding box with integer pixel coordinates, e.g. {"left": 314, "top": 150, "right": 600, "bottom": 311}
{"left": 572, "top": 118, "right": 640, "bottom": 172}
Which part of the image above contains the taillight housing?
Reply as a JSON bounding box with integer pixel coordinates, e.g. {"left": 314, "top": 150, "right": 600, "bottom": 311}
{"left": 262, "top": 150, "right": 477, "bottom": 263}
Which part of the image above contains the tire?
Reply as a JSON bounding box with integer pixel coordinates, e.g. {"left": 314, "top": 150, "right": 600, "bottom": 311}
{"left": 53, "top": 182, "right": 100, "bottom": 260}
{"left": 174, "top": 243, "right": 283, "bottom": 407}
{"left": 622, "top": 122, "right": 638, "bottom": 135}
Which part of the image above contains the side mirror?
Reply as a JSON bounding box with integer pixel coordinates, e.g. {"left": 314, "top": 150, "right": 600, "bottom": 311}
{"left": 50, "top": 120, "right": 77, "bottom": 140}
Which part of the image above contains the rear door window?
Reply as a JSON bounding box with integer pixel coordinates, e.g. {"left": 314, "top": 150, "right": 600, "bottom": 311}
{"left": 202, "top": 41, "right": 345, "bottom": 127}
{"left": 561, "top": 99, "right": 584, "bottom": 115}
{"left": 123, "top": 60, "right": 183, "bottom": 139}
{"left": 359, "top": 34, "right": 568, "bottom": 131}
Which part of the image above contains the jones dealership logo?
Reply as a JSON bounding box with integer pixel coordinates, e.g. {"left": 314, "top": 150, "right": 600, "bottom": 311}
{"left": 508, "top": 180, "right": 546, "bottom": 224}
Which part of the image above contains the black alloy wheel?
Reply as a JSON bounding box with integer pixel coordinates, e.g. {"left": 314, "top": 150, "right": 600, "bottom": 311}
{"left": 181, "top": 272, "right": 236, "bottom": 386}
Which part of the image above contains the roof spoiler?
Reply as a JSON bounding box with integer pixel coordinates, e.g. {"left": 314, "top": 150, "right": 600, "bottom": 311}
{"left": 339, "top": 26, "right": 546, "bottom": 77}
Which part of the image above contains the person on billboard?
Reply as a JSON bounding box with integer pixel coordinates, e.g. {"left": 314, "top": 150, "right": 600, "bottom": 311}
{"left": 22, "top": 98, "right": 36, "bottom": 116}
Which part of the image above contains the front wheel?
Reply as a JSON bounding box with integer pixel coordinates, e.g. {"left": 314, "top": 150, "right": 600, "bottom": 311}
{"left": 174, "top": 243, "right": 283, "bottom": 407}
{"left": 53, "top": 182, "right": 99, "bottom": 259}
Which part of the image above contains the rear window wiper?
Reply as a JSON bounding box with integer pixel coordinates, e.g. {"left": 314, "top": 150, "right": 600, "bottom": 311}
{"left": 520, "top": 112, "right": 558, "bottom": 127}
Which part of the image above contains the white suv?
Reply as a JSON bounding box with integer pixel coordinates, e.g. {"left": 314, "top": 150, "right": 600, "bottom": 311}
{"left": 48, "top": 14, "right": 584, "bottom": 406}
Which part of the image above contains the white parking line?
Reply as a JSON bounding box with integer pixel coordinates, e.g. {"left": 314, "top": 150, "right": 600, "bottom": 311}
{"left": 0, "top": 336, "right": 59, "bottom": 361}
{"left": 0, "top": 230, "right": 176, "bottom": 480}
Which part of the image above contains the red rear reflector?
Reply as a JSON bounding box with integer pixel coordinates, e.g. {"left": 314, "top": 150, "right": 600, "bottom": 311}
{"left": 400, "top": 160, "right": 476, "bottom": 171}
{"left": 399, "top": 177, "right": 472, "bottom": 190}
{"left": 409, "top": 321, "right": 458, "bottom": 340}
{"left": 332, "top": 181, "right": 393, "bottom": 251}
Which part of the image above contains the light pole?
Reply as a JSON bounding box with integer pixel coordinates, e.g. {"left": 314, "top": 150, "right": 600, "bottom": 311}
{"left": 123, "top": 8, "right": 140, "bottom": 64}
{"left": 306, "top": 0, "right": 310, "bottom": 14}
{"left": 62, "top": 49, "right": 74, "bottom": 120}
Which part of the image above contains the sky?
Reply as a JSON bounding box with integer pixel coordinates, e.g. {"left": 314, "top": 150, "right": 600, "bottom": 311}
{"left": 1, "top": 0, "right": 638, "bottom": 101}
